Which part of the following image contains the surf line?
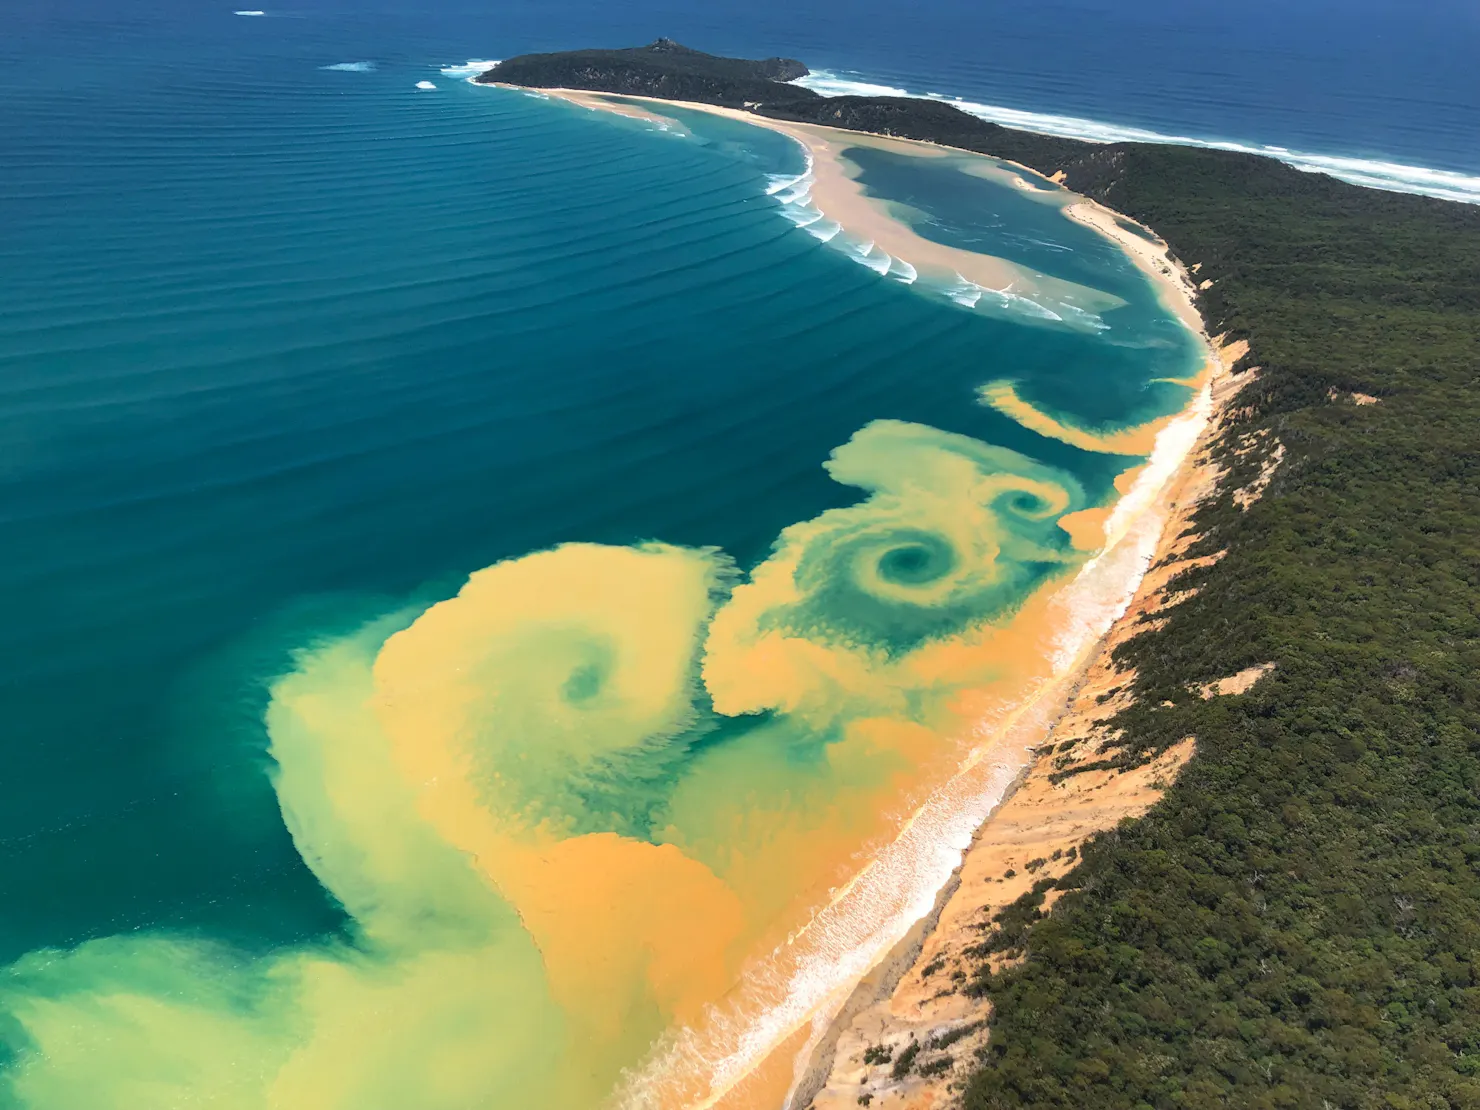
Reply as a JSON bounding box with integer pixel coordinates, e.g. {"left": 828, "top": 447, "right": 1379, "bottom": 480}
{"left": 608, "top": 376, "right": 1216, "bottom": 1110}
{"left": 792, "top": 71, "right": 1480, "bottom": 206}
{"left": 546, "top": 89, "right": 1027, "bottom": 294}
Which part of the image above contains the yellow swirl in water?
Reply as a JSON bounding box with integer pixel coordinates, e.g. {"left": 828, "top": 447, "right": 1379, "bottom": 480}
{"left": 704, "top": 419, "right": 1088, "bottom": 726}
{"left": 0, "top": 422, "right": 1111, "bottom": 1110}
{"left": 371, "top": 542, "right": 747, "bottom": 1036}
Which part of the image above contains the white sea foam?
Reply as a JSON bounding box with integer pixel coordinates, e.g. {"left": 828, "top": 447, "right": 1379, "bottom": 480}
{"left": 1052, "top": 379, "right": 1212, "bottom": 670}
{"left": 944, "top": 274, "right": 983, "bottom": 308}
{"left": 440, "top": 59, "right": 500, "bottom": 79}
{"left": 1053, "top": 301, "right": 1109, "bottom": 331}
{"left": 778, "top": 207, "right": 824, "bottom": 228}
{"left": 985, "top": 288, "right": 1063, "bottom": 322}
{"left": 415, "top": 81, "right": 437, "bottom": 90}
{"left": 321, "top": 62, "right": 375, "bottom": 72}
{"left": 888, "top": 258, "right": 918, "bottom": 284}
{"left": 765, "top": 172, "right": 808, "bottom": 197}
{"left": 233, "top": 9, "right": 265, "bottom": 15}
{"left": 804, "top": 219, "right": 842, "bottom": 243}
{"left": 772, "top": 180, "right": 813, "bottom": 206}
{"left": 793, "top": 71, "right": 1480, "bottom": 205}
{"left": 939, "top": 273, "right": 1074, "bottom": 323}
{"left": 856, "top": 247, "right": 893, "bottom": 275}
{"left": 794, "top": 73, "right": 916, "bottom": 100}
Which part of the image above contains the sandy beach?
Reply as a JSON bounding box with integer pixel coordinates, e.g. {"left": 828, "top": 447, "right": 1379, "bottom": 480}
{"left": 1063, "top": 199, "right": 1205, "bottom": 334}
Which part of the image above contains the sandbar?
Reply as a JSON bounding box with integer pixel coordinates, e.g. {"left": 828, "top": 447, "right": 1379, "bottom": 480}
{"left": 530, "top": 89, "right": 1140, "bottom": 320}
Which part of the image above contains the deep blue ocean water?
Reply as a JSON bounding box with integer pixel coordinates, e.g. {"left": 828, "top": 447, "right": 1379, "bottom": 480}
{"left": 0, "top": 0, "right": 1472, "bottom": 1104}
{"left": 11, "top": 0, "right": 1475, "bottom": 187}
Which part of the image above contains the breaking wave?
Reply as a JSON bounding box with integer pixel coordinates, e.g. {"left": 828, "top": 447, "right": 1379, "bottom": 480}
{"left": 440, "top": 59, "right": 501, "bottom": 79}
{"left": 793, "top": 71, "right": 1480, "bottom": 205}
{"left": 888, "top": 258, "right": 918, "bottom": 284}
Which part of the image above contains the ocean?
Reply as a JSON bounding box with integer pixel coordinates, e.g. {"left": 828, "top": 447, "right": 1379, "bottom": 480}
{"left": 0, "top": 0, "right": 1471, "bottom": 1106}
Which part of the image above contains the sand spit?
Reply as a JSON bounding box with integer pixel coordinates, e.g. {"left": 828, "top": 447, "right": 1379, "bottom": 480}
{"left": 796, "top": 340, "right": 1260, "bottom": 1110}
{"left": 530, "top": 90, "right": 1137, "bottom": 318}
{"left": 539, "top": 88, "right": 1016, "bottom": 291}
{"left": 506, "top": 85, "right": 680, "bottom": 126}
{"left": 479, "top": 81, "right": 1251, "bottom": 1108}
{"left": 503, "top": 87, "right": 1210, "bottom": 336}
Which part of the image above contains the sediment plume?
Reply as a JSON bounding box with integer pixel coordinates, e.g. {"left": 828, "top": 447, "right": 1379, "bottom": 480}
{"left": 0, "top": 89, "right": 1225, "bottom": 1110}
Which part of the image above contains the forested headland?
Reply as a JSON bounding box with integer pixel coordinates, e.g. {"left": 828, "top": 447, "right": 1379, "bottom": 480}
{"left": 488, "top": 43, "right": 1480, "bottom": 1108}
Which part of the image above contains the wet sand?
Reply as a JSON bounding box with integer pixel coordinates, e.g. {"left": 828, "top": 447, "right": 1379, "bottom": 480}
{"left": 1063, "top": 200, "right": 1205, "bottom": 334}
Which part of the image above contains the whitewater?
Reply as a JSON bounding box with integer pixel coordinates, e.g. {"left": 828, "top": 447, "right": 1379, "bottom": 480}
{"left": 794, "top": 71, "right": 1480, "bottom": 205}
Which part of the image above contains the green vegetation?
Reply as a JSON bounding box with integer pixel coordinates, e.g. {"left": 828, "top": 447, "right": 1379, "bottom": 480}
{"left": 480, "top": 39, "right": 809, "bottom": 108}
{"left": 960, "top": 148, "right": 1480, "bottom": 1110}
{"left": 918, "top": 1054, "right": 954, "bottom": 1078}
{"left": 933, "top": 1021, "right": 987, "bottom": 1050}
{"left": 893, "top": 1040, "right": 922, "bottom": 1079}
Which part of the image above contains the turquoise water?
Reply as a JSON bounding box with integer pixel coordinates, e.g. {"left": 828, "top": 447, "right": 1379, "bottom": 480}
{"left": 0, "top": 22, "right": 1205, "bottom": 1108}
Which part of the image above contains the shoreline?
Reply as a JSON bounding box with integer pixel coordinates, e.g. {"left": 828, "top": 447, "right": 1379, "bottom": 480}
{"left": 786, "top": 74, "right": 1480, "bottom": 207}
{"left": 527, "top": 87, "right": 1021, "bottom": 293}
{"left": 519, "top": 87, "right": 1203, "bottom": 327}
{"left": 479, "top": 77, "right": 1231, "bottom": 1109}
{"left": 1062, "top": 199, "right": 1205, "bottom": 334}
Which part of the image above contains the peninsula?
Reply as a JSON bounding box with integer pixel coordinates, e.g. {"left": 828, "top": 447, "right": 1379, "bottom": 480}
{"left": 478, "top": 43, "right": 1480, "bottom": 1110}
